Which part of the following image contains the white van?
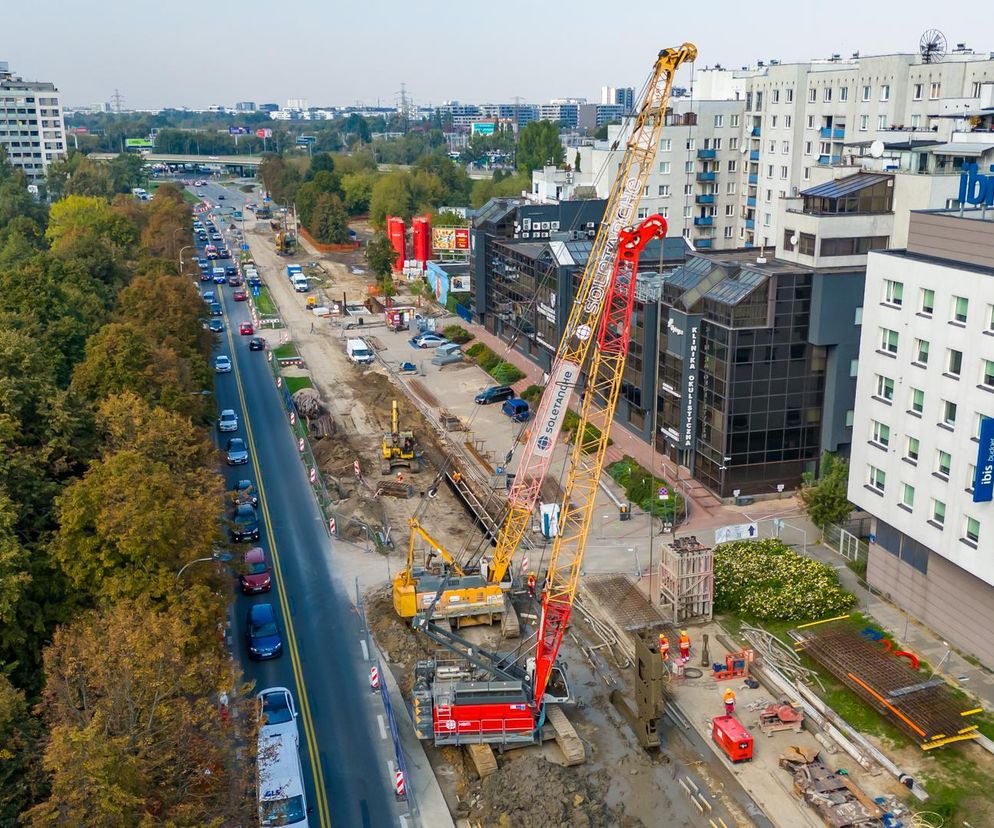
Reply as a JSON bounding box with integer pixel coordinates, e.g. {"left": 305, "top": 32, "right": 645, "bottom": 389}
{"left": 292, "top": 274, "right": 309, "bottom": 293}
{"left": 346, "top": 338, "right": 375, "bottom": 365}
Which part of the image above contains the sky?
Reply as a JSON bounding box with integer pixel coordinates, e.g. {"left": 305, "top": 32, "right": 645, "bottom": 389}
{"left": 8, "top": 0, "right": 992, "bottom": 110}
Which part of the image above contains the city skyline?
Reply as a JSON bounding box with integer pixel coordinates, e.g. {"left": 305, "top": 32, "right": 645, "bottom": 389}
{"left": 9, "top": 0, "right": 987, "bottom": 109}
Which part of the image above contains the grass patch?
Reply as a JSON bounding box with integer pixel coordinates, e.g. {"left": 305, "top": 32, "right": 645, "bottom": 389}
{"left": 273, "top": 342, "right": 299, "bottom": 359}
{"left": 520, "top": 384, "right": 544, "bottom": 405}
{"left": 607, "top": 454, "right": 681, "bottom": 519}
{"left": 845, "top": 556, "right": 868, "bottom": 581}
{"left": 254, "top": 287, "right": 278, "bottom": 316}
{"left": 284, "top": 375, "right": 313, "bottom": 394}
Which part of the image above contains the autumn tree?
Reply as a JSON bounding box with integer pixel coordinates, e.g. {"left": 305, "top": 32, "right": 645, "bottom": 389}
{"left": 46, "top": 195, "right": 138, "bottom": 253}
{"left": 115, "top": 270, "right": 212, "bottom": 362}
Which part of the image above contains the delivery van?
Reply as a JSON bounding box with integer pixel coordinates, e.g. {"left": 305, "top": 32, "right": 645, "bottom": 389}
{"left": 346, "top": 338, "right": 375, "bottom": 365}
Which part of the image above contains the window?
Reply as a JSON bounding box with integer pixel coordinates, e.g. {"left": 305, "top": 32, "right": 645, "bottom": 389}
{"left": 945, "top": 349, "right": 963, "bottom": 377}
{"left": 942, "top": 399, "right": 957, "bottom": 427}
{"left": 920, "top": 288, "right": 935, "bottom": 315}
{"left": 878, "top": 114, "right": 888, "bottom": 130}
{"left": 780, "top": 165, "right": 788, "bottom": 179}
{"left": 713, "top": 114, "right": 723, "bottom": 127}
{"left": 714, "top": 138, "right": 722, "bottom": 150}
{"left": 845, "top": 410, "right": 855, "bottom": 427}
{"left": 871, "top": 420, "right": 891, "bottom": 447}
{"left": 988, "top": 304, "right": 994, "bottom": 331}
{"left": 880, "top": 84, "right": 890, "bottom": 101}
{"left": 724, "top": 226, "right": 734, "bottom": 239}
{"left": 913, "top": 338, "right": 929, "bottom": 365}
{"left": 729, "top": 137, "right": 739, "bottom": 150}
{"left": 782, "top": 141, "right": 790, "bottom": 154}
{"left": 823, "top": 87, "right": 833, "bottom": 102}
{"left": 768, "top": 140, "right": 776, "bottom": 153}
{"left": 726, "top": 182, "right": 736, "bottom": 195}
{"left": 644, "top": 185, "right": 650, "bottom": 196}
{"left": 965, "top": 516, "right": 980, "bottom": 545}
{"left": 772, "top": 89, "right": 780, "bottom": 103}
{"left": 686, "top": 138, "right": 695, "bottom": 150}
{"left": 983, "top": 359, "right": 994, "bottom": 388}
{"left": 766, "top": 164, "right": 774, "bottom": 178}
{"left": 731, "top": 114, "right": 740, "bottom": 127}
{"left": 725, "top": 204, "right": 734, "bottom": 216}
{"left": 901, "top": 483, "right": 915, "bottom": 509}
{"left": 682, "top": 205, "right": 692, "bottom": 218}
{"left": 910, "top": 387, "right": 924, "bottom": 414}
{"left": 913, "top": 83, "right": 923, "bottom": 100}
{"left": 883, "top": 279, "right": 903, "bottom": 306}
{"left": 786, "top": 88, "right": 794, "bottom": 103}
{"left": 727, "top": 159, "right": 737, "bottom": 172}
{"left": 862, "top": 85, "right": 872, "bottom": 102}
{"left": 931, "top": 498, "right": 946, "bottom": 527}
{"left": 859, "top": 114, "right": 869, "bottom": 132}
{"left": 683, "top": 184, "right": 692, "bottom": 195}
{"left": 818, "top": 236, "right": 891, "bottom": 257}
{"left": 807, "top": 115, "right": 815, "bottom": 129}
{"left": 783, "top": 229, "right": 795, "bottom": 251}
{"left": 659, "top": 161, "right": 670, "bottom": 174}
{"left": 658, "top": 184, "right": 670, "bottom": 196}
{"left": 660, "top": 139, "right": 672, "bottom": 151}
{"left": 968, "top": 463, "right": 976, "bottom": 492}
{"left": 875, "top": 374, "right": 895, "bottom": 401}
{"left": 930, "top": 82, "right": 941, "bottom": 100}
{"left": 637, "top": 207, "right": 649, "bottom": 219}
{"left": 784, "top": 115, "right": 792, "bottom": 128}
{"left": 906, "top": 435, "right": 920, "bottom": 462}
{"left": 803, "top": 166, "right": 810, "bottom": 181}
{"left": 879, "top": 327, "right": 899, "bottom": 354}
{"left": 911, "top": 114, "right": 921, "bottom": 129}
{"left": 770, "top": 115, "right": 778, "bottom": 128}
{"left": 763, "top": 212, "right": 771, "bottom": 226}
{"left": 936, "top": 450, "right": 952, "bottom": 478}
{"left": 808, "top": 87, "right": 817, "bottom": 103}
{"left": 972, "top": 82, "right": 983, "bottom": 98}
{"left": 840, "top": 86, "right": 849, "bottom": 102}
{"left": 951, "top": 295, "right": 968, "bottom": 324}
{"left": 684, "top": 161, "right": 694, "bottom": 173}
{"left": 867, "top": 465, "right": 886, "bottom": 493}
{"left": 798, "top": 232, "right": 816, "bottom": 256}
{"left": 849, "top": 358, "right": 859, "bottom": 377}
{"left": 804, "top": 140, "right": 812, "bottom": 155}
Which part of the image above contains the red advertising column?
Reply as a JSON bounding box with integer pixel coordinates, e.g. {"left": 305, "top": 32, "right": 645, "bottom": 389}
{"left": 412, "top": 216, "right": 431, "bottom": 267}
{"left": 387, "top": 216, "right": 406, "bottom": 272}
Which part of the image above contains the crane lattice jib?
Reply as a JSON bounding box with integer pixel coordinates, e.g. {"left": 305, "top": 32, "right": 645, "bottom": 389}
{"left": 487, "top": 43, "right": 697, "bottom": 588}
{"left": 531, "top": 214, "right": 668, "bottom": 706}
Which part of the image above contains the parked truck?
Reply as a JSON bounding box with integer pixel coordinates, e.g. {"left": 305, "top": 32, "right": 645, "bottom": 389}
{"left": 346, "top": 338, "right": 375, "bottom": 365}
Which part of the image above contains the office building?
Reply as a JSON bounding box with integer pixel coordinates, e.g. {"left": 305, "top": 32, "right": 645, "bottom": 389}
{"left": 601, "top": 85, "right": 635, "bottom": 114}
{"left": 235, "top": 101, "right": 257, "bottom": 112}
{"left": 577, "top": 103, "right": 626, "bottom": 131}
{"left": 0, "top": 61, "right": 66, "bottom": 184}
{"left": 848, "top": 204, "right": 994, "bottom": 668}
{"left": 539, "top": 99, "right": 585, "bottom": 129}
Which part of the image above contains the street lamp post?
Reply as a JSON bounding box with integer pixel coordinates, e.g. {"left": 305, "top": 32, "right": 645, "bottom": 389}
{"left": 718, "top": 455, "right": 732, "bottom": 501}
{"left": 178, "top": 244, "right": 194, "bottom": 275}
{"left": 175, "top": 550, "right": 233, "bottom": 583}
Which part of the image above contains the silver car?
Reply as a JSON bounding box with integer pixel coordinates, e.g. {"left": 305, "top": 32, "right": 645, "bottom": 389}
{"left": 215, "top": 355, "right": 232, "bottom": 373}
{"left": 217, "top": 409, "right": 238, "bottom": 432}
{"left": 226, "top": 438, "right": 249, "bottom": 465}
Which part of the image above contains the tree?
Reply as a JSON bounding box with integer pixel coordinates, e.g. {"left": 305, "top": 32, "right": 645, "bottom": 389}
{"left": 24, "top": 599, "right": 255, "bottom": 827}
{"left": 107, "top": 153, "right": 145, "bottom": 194}
{"left": 574, "top": 150, "right": 581, "bottom": 172}
{"left": 309, "top": 193, "right": 351, "bottom": 244}
{"left": 307, "top": 152, "right": 336, "bottom": 178}
{"left": 470, "top": 172, "right": 531, "bottom": 209}
{"left": 0, "top": 672, "right": 45, "bottom": 825}
{"left": 46, "top": 195, "right": 138, "bottom": 253}
{"left": 340, "top": 172, "right": 375, "bottom": 215}
{"left": 516, "top": 120, "right": 564, "bottom": 174}
{"left": 365, "top": 232, "right": 397, "bottom": 280}
{"left": 369, "top": 172, "right": 413, "bottom": 226}
{"left": 799, "top": 452, "right": 855, "bottom": 530}
{"left": 52, "top": 449, "right": 224, "bottom": 603}
{"left": 115, "top": 271, "right": 212, "bottom": 361}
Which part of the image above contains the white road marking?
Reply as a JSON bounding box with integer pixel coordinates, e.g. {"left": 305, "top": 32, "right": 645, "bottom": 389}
{"left": 377, "top": 714, "right": 388, "bottom": 740}
{"left": 360, "top": 639, "right": 369, "bottom": 660}
{"left": 399, "top": 815, "right": 410, "bottom": 828}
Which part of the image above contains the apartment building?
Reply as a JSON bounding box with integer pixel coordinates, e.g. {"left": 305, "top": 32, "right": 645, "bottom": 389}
{"left": 0, "top": 61, "right": 66, "bottom": 184}
{"left": 848, "top": 205, "right": 994, "bottom": 668}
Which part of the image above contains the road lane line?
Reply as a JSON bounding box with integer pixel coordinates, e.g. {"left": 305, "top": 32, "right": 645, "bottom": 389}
{"left": 360, "top": 639, "right": 369, "bottom": 660}
{"left": 377, "top": 714, "right": 387, "bottom": 740}
{"left": 221, "top": 292, "right": 332, "bottom": 828}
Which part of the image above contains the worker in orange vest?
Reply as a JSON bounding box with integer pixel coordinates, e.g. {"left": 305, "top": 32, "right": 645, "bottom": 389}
{"left": 678, "top": 630, "right": 691, "bottom": 662}
{"left": 658, "top": 633, "right": 670, "bottom": 662}
{"left": 527, "top": 571, "right": 536, "bottom": 599}
{"left": 723, "top": 688, "right": 736, "bottom": 717}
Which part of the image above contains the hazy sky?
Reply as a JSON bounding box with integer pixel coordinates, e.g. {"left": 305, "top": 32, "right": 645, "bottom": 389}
{"left": 9, "top": 1, "right": 990, "bottom": 110}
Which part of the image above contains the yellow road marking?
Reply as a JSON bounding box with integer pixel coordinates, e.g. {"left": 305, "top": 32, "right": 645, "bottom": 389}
{"left": 221, "top": 294, "right": 332, "bottom": 828}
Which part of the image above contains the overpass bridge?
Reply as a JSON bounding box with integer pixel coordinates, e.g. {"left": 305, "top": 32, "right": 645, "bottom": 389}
{"left": 89, "top": 151, "right": 263, "bottom": 172}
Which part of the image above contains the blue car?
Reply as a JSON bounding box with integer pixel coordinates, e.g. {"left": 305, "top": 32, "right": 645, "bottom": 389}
{"left": 246, "top": 603, "right": 282, "bottom": 660}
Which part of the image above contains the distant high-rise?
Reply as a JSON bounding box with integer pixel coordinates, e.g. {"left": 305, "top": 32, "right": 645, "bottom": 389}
{"left": 0, "top": 61, "right": 66, "bottom": 184}
{"left": 600, "top": 85, "right": 634, "bottom": 114}
{"left": 259, "top": 103, "right": 279, "bottom": 112}
{"left": 235, "top": 101, "right": 257, "bottom": 112}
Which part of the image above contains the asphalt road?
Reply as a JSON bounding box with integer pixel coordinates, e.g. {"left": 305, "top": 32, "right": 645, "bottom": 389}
{"left": 188, "top": 179, "right": 398, "bottom": 828}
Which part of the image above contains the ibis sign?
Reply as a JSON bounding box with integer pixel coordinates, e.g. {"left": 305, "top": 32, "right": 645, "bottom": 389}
{"left": 973, "top": 416, "right": 994, "bottom": 502}
{"left": 957, "top": 163, "right": 994, "bottom": 207}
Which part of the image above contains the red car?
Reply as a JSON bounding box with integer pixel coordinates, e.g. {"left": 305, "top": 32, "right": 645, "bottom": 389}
{"left": 239, "top": 547, "right": 272, "bottom": 594}
{"left": 240, "top": 322, "right": 254, "bottom": 335}
{"left": 233, "top": 289, "right": 248, "bottom": 302}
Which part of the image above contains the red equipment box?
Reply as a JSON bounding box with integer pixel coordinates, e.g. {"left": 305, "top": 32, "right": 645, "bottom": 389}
{"left": 711, "top": 715, "right": 753, "bottom": 762}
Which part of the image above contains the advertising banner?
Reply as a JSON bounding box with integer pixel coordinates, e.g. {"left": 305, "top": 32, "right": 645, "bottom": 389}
{"left": 124, "top": 138, "right": 154, "bottom": 148}
{"left": 255, "top": 128, "right": 273, "bottom": 139}
{"left": 714, "top": 523, "right": 758, "bottom": 544}
{"left": 228, "top": 126, "right": 248, "bottom": 135}
{"left": 431, "top": 227, "right": 470, "bottom": 251}
{"left": 973, "top": 416, "right": 994, "bottom": 502}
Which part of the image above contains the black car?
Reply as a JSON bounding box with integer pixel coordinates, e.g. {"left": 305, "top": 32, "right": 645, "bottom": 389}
{"left": 474, "top": 385, "right": 514, "bottom": 405}
{"left": 209, "top": 302, "right": 223, "bottom": 317}
{"left": 230, "top": 503, "right": 260, "bottom": 542}
{"left": 225, "top": 264, "right": 238, "bottom": 276}
{"left": 248, "top": 337, "right": 266, "bottom": 351}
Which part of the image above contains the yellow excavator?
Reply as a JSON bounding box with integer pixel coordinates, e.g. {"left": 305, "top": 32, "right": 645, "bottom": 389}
{"left": 381, "top": 400, "right": 422, "bottom": 475}
{"left": 392, "top": 519, "right": 505, "bottom": 625}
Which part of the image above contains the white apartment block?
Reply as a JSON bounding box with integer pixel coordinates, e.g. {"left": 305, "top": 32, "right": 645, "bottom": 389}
{"left": 535, "top": 47, "right": 994, "bottom": 253}
{"left": 0, "top": 61, "right": 66, "bottom": 184}
{"left": 848, "top": 207, "right": 994, "bottom": 668}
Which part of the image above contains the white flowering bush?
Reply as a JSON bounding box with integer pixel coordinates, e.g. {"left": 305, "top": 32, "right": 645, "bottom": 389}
{"left": 713, "top": 538, "right": 855, "bottom": 622}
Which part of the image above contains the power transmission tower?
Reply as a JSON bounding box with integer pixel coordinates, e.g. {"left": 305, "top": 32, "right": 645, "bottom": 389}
{"left": 111, "top": 89, "right": 124, "bottom": 114}
{"left": 397, "top": 83, "right": 410, "bottom": 133}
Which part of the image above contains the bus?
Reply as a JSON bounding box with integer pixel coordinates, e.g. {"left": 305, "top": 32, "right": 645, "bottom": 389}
{"left": 257, "top": 731, "right": 309, "bottom": 827}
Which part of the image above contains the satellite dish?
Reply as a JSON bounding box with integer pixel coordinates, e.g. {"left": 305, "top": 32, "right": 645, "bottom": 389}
{"left": 740, "top": 145, "right": 748, "bottom": 154}
{"left": 920, "top": 29, "right": 947, "bottom": 64}
{"left": 869, "top": 140, "right": 885, "bottom": 158}
{"left": 789, "top": 235, "right": 798, "bottom": 246}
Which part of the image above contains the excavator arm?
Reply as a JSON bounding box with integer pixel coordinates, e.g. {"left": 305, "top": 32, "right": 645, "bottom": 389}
{"left": 486, "top": 43, "right": 697, "bottom": 588}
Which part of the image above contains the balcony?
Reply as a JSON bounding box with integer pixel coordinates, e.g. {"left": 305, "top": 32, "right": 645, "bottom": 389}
{"left": 751, "top": 126, "right": 761, "bottom": 137}
{"left": 817, "top": 154, "right": 842, "bottom": 165}
{"left": 748, "top": 173, "right": 758, "bottom": 185}
{"left": 747, "top": 196, "right": 757, "bottom": 207}
{"left": 749, "top": 149, "right": 760, "bottom": 161}
{"left": 695, "top": 238, "right": 713, "bottom": 249}
{"left": 819, "top": 126, "right": 846, "bottom": 140}
{"left": 745, "top": 218, "right": 755, "bottom": 229}
{"left": 695, "top": 194, "right": 715, "bottom": 205}
{"left": 696, "top": 171, "right": 716, "bottom": 182}
{"left": 694, "top": 216, "right": 714, "bottom": 226}
{"left": 697, "top": 148, "right": 717, "bottom": 159}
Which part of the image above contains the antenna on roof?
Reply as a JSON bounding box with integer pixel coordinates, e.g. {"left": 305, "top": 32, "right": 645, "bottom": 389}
{"left": 920, "top": 29, "right": 947, "bottom": 63}
{"left": 869, "top": 140, "right": 885, "bottom": 159}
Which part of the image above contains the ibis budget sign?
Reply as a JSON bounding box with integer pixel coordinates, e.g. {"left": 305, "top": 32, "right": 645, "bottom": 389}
{"left": 973, "top": 417, "right": 994, "bottom": 502}
{"left": 958, "top": 163, "right": 994, "bottom": 206}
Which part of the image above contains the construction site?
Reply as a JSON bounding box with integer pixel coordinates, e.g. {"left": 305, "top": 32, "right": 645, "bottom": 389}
{"left": 226, "top": 41, "right": 994, "bottom": 828}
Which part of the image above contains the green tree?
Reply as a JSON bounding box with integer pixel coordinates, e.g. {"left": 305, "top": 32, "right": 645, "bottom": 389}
{"left": 799, "top": 452, "right": 855, "bottom": 530}
{"left": 114, "top": 271, "right": 212, "bottom": 363}
{"left": 365, "top": 232, "right": 397, "bottom": 279}
{"left": 46, "top": 195, "right": 139, "bottom": 252}
{"left": 470, "top": 172, "right": 531, "bottom": 209}
{"left": 573, "top": 150, "right": 581, "bottom": 172}
{"left": 340, "top": 172, "right": 375, "bottom": 215}
{"left": 309, "top": 193, "right": 351, "bottom": 244}
{"left": 368, "top": 172, "right": 413, "bottom": 226}
{"left": 307, "top": 152, "right": 336, "bottom": 178}
{"left": 516, "top": 120, "right": 564, "bottom": 174}
{"left": 107, "top": 153, "right": 145, "bottom": 194}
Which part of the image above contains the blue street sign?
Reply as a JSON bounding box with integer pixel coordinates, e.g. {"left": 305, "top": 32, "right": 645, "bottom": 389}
{"left": 252, "top": 286, "right": 260, "bottom": 296}
{"left": 241, "top": 244, "right": 249, "bottom": 251}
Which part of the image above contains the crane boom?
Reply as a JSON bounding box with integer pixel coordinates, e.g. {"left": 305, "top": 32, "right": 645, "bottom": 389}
{"left": 486, "top": 43, "right": 697, "bottom": 588}
{"left": 531, "top": 214, "right": 668, "bottom": 705}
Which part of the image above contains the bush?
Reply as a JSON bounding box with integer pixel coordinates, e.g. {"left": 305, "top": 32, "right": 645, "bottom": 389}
{"left": 466, "top": 342, "right": 488, "bottom": 359}
{"left": 713, "top": 538, "right": 856, "bottom": 622}
{"left": 466, "top": 342, "right": 526, "bottom": 384}
{"left": 607, "top": 455, "right": 681, "bottom": 519}
{"left": 443, "top": 325, "right": 472, "bottom": 345}
{"left": 563, "top": 409, "right": 614, "bottom": 456}
{"left": 491, "top": 361, "right": 525, "bottom": 384}
{"left": 445, "top": 292, "right": 470, "bottom": 314}
{"left": 520, "top": 384, "right": 544, "bottom": 405}
{"left": 479, "top": 350, "right": 501, "bottom": 372}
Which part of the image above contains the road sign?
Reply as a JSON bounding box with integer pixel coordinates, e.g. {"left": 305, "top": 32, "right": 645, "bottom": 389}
{"left": 393, "top": 770, "right": 406, "bottom": 799}
{"left": 657, "top": 486, "right": 669, "bottom": 500}
{"left": 714, "top": 523, "right": 759, "bottom": 544}
{"left": 298, "top": 437, "right": 305, "bottom": 452}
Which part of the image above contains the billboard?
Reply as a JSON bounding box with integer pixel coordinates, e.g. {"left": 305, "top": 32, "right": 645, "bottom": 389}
{"left": 228, "top": 126, "right": 248, "bottom": 135}
{"left": 255, "top": 128, "right": 273, "bottom": 139}
{"left": 471, "top": 121, "right": 496, "bottom": 136}
{"left": 973, "top": 416, "right": 994, "bottom": 502}
{"left": 124, "top": 138, "right": 154, "bottom": 148}
{"left": 432, "top": 227, "right": 470, "bottom": 251}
